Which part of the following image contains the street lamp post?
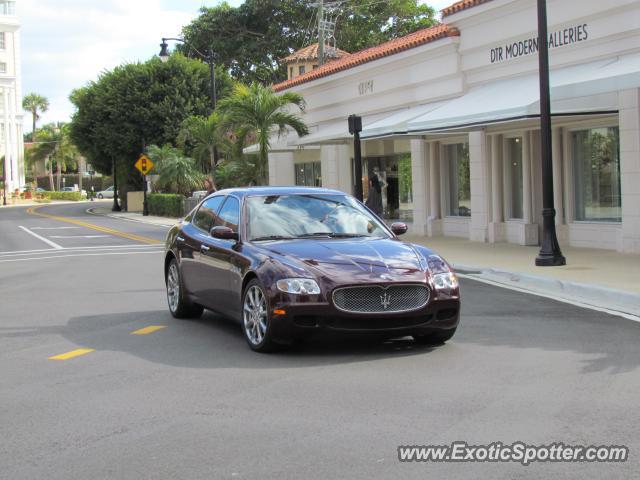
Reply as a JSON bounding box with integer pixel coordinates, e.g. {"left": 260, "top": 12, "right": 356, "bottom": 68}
{"left": 159, "top": 38, "right": 219, "bottom": 177}
{"left": 535, "top": 0, "right": 565, "bottom": 266}
{"left": 112, "top": 157, "right": 121, "bottom": 212}
{"left": 159, "top": 38, "right": 216, "bottom": 110}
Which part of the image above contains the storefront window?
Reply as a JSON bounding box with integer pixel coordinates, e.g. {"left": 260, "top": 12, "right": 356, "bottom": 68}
{"left": 447, "top": 143, "right": 470, "bottom": 217}
{"left": 573, "top": 127, "right": 621, "bottom": 222}
{"left": 508, "top": 137, "right": 523, "bottom": 219}
{"left": 294, "top": 162, "right": 321, "bottom": 187}
{"left": 362, "top": 155, "right": 413, "bottom": 221}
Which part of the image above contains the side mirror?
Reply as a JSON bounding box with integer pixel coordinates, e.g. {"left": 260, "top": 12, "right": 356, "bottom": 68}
{"left": 390, "top": 222, "right": 408, "bottom": 236}
{"left": 211, "top": 225, "right": 238, "bottom": 241}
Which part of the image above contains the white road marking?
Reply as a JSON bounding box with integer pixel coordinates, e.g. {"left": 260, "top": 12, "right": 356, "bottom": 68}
{"left": 18, "top": 225, "right": 63, "bottom": 250}
{"left": 30, "top": 226, "right": 80, "bottom": 230}
{"left": 0, "top": 250, "right": 162, "bottom": 263}
{"left": 0, "top": 244, "right": 163, "bottom": 256}
{"left": 458, "top": 273, "right": 640, "bottom": 323}
{"left": 48, "top": 235, "right": 109, "bottom": 239}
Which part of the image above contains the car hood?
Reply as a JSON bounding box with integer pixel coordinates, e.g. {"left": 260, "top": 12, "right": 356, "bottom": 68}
{"left": 258, "top": 237, "right": 429, "bottom": 284}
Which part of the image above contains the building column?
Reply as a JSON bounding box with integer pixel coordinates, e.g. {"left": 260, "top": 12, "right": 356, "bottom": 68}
{"left": 522, "top": 131, "right": 532, "bottom": 224}
{"left": 619, "top": 88, "right": 640, "bottom": 253}
{"left": 469, "top": 130, "right": 489, "bottom": 242}
{"left": 2, "top": 87, "right": 13, "bottom": 194}
{"left": 427, "top": 141, "right": 442, "bottom": 236}
{"left": 552, "top": 126, "right": 568, "bottom": 245}
{"left": 334, "top": 144, "right": 353, "bottom": 194}
{"left": 267, "top": 151, "right": 295, "bottom": 186}
{"left": 410, "top": 139, "right": 429, "bottom": 236}
{"left": 488, "top": 134, "right": 505, "bottom": 242}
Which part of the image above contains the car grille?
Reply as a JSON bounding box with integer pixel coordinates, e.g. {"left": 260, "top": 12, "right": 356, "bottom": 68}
{"left": 332, "top": 284, "right": 430, "bottom": 314}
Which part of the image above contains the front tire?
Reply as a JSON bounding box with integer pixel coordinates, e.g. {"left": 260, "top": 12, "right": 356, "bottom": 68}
{"left": 242, "top": 279, "right": 277, "bottom": 353}
{"left": 166, "top": 258, "right": 203, "bottom": 319}
{"left": 413, "top": 328, "right": 457, "bottom": 346}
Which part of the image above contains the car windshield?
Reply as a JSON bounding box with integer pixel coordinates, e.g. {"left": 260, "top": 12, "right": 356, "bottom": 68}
{"left": 246, "top": 194, "right": 390, "bottom": 241}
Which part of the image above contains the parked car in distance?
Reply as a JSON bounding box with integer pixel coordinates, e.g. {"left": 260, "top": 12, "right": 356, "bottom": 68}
{"left": 190, "top": 190, "right": 208, "bottom": 200}
{"left": 97, "top": 186, "right": 115, "bottom": 199}
{"left": 61, "top": 186, "right": 87, "bottom": 197}
{"left": 164, "top": 187, "right": 461, "bottom": 353}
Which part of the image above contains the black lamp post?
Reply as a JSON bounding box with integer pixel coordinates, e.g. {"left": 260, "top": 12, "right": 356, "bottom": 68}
{"left": 112, "top": 157, "right": 121, "bottom": 212}
{"left": 348, "top": 114, "right": 363, "bottom": 202}
{"left": 159, "top": 38, "right": 217, "bottom": 110}
{"left": 535, "top": 0, "right": 565, "bottom": 266}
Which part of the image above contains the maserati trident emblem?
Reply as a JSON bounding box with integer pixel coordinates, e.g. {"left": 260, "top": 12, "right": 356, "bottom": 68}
{"left": 380, "top": 292, "right": 392, "bottom": 310}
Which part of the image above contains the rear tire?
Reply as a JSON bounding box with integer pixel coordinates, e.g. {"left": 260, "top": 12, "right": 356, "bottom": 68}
{"left": 413, "top": 328, "right": 457, "bottom": 346}
{"left": 166, "top": 258, "right": 203, "bottom": 319}
{"left": 242, "top": 279, "right": 278, "bottom": 353}
{"left": 98, "top": 193, "right": 104, "bottom": 199}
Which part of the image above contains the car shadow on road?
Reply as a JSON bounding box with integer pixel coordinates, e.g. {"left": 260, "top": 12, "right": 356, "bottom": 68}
{"left": 42, "top": 309, "right": 438, "bottom": 369}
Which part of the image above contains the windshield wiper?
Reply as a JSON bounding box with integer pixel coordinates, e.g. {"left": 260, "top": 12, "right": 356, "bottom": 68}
{"left": 250, "top": 235, "right": 295, "bottom": 242}
{"left": 298, "top": 232, "right": 369, "bottom": 238}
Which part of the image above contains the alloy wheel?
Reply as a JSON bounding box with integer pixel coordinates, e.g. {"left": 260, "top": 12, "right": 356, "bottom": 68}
{"left": 243, "top": 285, "right": 268, "bottom": 345}
{"left": 167, "top": 263, "right": 180, "bottom": 313}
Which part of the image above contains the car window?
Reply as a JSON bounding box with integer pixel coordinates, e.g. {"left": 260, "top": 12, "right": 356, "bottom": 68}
{"left": 193, "top": 196, "right": 225, "bottom": 232}
{"left": 214, "top": 196, "right": 240, "bottom": 232}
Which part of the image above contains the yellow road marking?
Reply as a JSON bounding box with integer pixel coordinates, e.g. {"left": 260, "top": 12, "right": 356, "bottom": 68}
{"left": 26, "top": 206, "right": 161, "bottom": 245}
{"left": 49, "top": 348, "right": 95, "bottom": 360}
{"left": 131, "top": 325, "right": 166, "bottom": 335}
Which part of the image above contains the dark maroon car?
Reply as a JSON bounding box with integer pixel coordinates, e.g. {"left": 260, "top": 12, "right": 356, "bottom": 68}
{"left": 164, "top": 187, "right": 460, "bottom": 352}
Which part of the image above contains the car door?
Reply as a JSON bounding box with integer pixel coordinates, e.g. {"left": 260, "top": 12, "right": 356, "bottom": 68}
{"left": 198, "top": 195, "right": 242, "bottom": 316}
{"left": 179, "top": 195, "right": 225, "bottom": 299}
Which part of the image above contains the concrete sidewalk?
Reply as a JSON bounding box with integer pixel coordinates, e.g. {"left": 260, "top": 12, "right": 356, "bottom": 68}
{"left": 89, "top": 206, "right": 640, "bottom": 317}
{"left": 87, "top": 206, "right": 178, "bottom": 227}
{"left": 405, "top": 235, "right": 640, "bottom": 317}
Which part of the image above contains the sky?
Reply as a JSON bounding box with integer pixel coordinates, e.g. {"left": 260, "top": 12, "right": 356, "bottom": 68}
{"left": 19, "top": 0, "right": 453, "bottom": 130}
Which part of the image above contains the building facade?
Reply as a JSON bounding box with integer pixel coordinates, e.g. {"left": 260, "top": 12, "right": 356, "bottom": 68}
{"left": 268, "top": 0, "right": 640, "bottom": 254}
{"left": 0, "top": 0, "right": 23, "bottom": 193}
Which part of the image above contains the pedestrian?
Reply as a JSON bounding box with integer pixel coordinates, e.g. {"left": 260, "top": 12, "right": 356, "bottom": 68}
{"left": 365, "top": 174, "right": 383, "bottom": 216}
{"left": 204, "top": 177, "right": 216, "bottom": 196}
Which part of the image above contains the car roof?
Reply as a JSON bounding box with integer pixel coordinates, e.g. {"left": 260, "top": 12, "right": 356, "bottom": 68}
{"left": 207, "top": 186, "right": 346, "bottom": 200}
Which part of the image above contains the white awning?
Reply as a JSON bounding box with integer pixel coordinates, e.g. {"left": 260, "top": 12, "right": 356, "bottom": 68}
{"left": 293, "top": 121, "right": 351, "bottom": 146}
{"left": 360, "top": 101, "right": 447, "bottom": 139}
{"left": 407, "top": 53, "right": 640, "bottom": 133}
{"left": 243, "top": 137, "right": 296, "bottom": 155}
{"left": 291, "top": 112, "right": 390, "bottom": 146}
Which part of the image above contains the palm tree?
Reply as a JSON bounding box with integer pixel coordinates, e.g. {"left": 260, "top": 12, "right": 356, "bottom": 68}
{"left": 177, "top": 113, "right": 226, "bottom": 190}
{"left": 22, "top": 93, "right": 49, "bottom": 141}
{"left": 29, "top": 123, "right": 79, "bottom": 191}
{"left": 146, "top": 144, "right": 204, "bottom": 196}
{"left": 219, "top": 83, "right": 309, "bottom": 185}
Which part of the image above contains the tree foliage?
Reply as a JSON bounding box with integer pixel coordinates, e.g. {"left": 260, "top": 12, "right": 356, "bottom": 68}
{"left": 146, "top": 144, "right": 204, "bottom": 196}
{"left": 69, "top": 54, "right": 233, "bottom": 203}
{"left": 180, "top": 0, "right": 437, "bottom": 83}
{"left": 219, "top": 82, "right": 309, "bottom": 185}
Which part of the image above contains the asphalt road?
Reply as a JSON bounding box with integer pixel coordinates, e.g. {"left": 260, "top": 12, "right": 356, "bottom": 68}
{"left": 1, "top": 202, "right": 639, "bottom": 479}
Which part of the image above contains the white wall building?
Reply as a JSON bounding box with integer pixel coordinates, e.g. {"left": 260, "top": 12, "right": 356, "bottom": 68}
{"left": 0, "top": 0, "right": 23, "bottom": 193}
{"left": 268, "top": 0, "right": 640, "bottom": 254}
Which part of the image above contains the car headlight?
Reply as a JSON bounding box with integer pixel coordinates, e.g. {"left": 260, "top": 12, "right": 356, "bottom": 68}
{"left": 276, "top": 278, "right": 321, "bottom": 295}
{"left": 433, "top": 272, "right": 458, "bottom": 290}
{"left": 427, "top": 255, "right": 458, "bottom": 290}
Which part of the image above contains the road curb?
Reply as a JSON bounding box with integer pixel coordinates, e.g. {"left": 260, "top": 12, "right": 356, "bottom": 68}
{"left": 454, "top": 263, "right": 640, "bottom": 318}
{"left": 86, "top": 207, "right": 175, "bottom": 228}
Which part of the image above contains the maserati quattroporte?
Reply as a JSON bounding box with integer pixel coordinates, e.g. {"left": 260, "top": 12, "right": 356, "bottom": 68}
{"left": 164, "top": 187, "right": 460, "bottom": 352}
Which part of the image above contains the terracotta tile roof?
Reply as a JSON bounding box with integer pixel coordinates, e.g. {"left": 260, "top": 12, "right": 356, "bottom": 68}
{"left": 281, "top": 43, "right": 350, "bottom": 63}
{"left": 273, "top": 24, "right": 459, "bottom": 92}
{"left": 441, "top": 0, "right": 494, "bottom": 18}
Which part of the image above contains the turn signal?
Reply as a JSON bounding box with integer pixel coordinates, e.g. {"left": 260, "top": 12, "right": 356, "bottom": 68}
{"left": 273, "top": 309, "right": 286, "bottom": 315}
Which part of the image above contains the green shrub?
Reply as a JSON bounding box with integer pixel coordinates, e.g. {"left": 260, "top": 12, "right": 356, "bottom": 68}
{"left": 41, "top": 191, "right": 85, "bottom": 201}
{"left": 148, "top": 193, "right": 184, "bottom": 217}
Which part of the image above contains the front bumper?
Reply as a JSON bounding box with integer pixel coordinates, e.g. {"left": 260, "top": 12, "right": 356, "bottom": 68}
{"left": 268, "top": 297, "right": 460, "bottom": 344}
